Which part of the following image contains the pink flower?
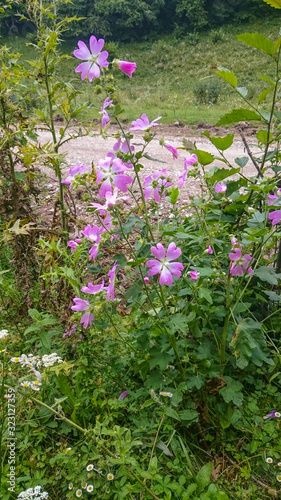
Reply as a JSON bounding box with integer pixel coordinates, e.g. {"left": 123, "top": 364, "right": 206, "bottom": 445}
{"left": 119, "top": 390, "right": 129, "bottom": 399}
{"left": 229, "top": 248, "right": 253, "bottom": 276}
{"left": 116, "top": 60, "right": 137, "bottom": 78}
{"left": 91, "top": 188, "right": 128, "bottom": 213}
{"left": 185, "top": 154, "right": 198, "bottom": 166}
{"left": 130, "top": 113, "right": 161, "bottom": 132}
{"left": 178, "top": 155, "right": 198, "bottom": 189}
{"left": 67, "top": 240, "right": 79, "bottom": 253}
{"left": 105, "top": 261, "right": 118, "bottom": 301}
{"left": 215, "top": 182, "right": 227, "bottom": 193}
{"left": 146, "top": 242, "right": 184, "bottom": 286}
{"left": 61, "top": 163, "right": 89, "bottom": 188}
{"left": 71, "top": 297, "right": 94, "bottom": 329}
{"left": 96, "top": 153, "right": 133, "bottom": 197}
{"left": 73, "top": 35, "right": 109, "bottom": 81}
{"left": 71, "top": 297, "right": 89, "bottom": 312}
{"left": 189, "top": 270, "right": 200, "bottom": 281}
{"left": 263, "top": 410, "right": 281, "bottom": 419}
{"left": 81, "top": 281, "right": 104, "bottom": 294}
{"left": 163, "top": 141, "right": 179, "bottom": 160}
{"left": 206, "top": 246, "right": 213, "bottom": 254}
{"left": 113, "top": 137, "right": 135, "bottom": 155}
{"left": 89, "top": 244, "right": 100, "bottom": 261}
{"left": 143, "top": 277, "right": 150, "bottom": 284}
{"left": 81, "top": 224, "right": 103, "bottom": 243}
{"left": 80, "top": 312, "right": 94, "bottom": 329}
{"left": 143, "top": 169, "right": 173, "bottom": 202}
{"left": 100, "top": 97, "right": 113, "bottom": 129}
{"left": 268, "top": 210, "right": 281, "bottom": 225}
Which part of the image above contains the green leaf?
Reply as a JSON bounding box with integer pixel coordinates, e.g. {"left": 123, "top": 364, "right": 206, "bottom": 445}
{"left": 180, "top": 409, "right": 199, "bottom": 422}
{"left": 216, "top": 68, "right": 237, "bottom": 87}
{"left": 264, "top": 290, "right": 281, "bottom": 302}
{"left": 235, "top": 156, "right": 249, "bottom": 167}
{"left": 262, "top": 0, "right": 281, "bottom": 8}
{"left": 208, "top": 167, "right": 240, "bottom": 184}
{"left": 220, "top": 376, "right": 243, "bottom": 406}
{"left": 170, "top": 187, "right": 179, "bottom": 205}
{"left": 230, "top": 319, "right": 268, "bottom": 370}
{"left": 258, "top": 86, "right": 274, "bottom": 104}
{"left": 237, "top": 33, "right": 275, "bottom": 56}
{"left": 169, "top": 313, "right": 189, "bottom": 334}
{"left": 122, "top": 216, "right": 145, "bottom": 235}
{"left": 143, "top": 153, "right": 166, "bottom": 163}
{"left": 254, "top": 266, "right": 281, "bottom": 285}
{"left": 217, "top": 109, "right": 261, "bottom": 126}
{"left": 236, "top": 86, "right": 248, "bottom": 98}
{"left": 256, "top": 129, "right": 272, "bottom": 144}
{"left": 39, "top": 331, "right": 51, "bottom": 350}
{"left": 198, "top": 287, "right": 213, "bottom": 304}
{"left": 196, "top": 463, "right": 212, "bottom": 494}
{"left": 203, "top": 132, "right": 234, "bottom": 151}
{"left": 192, "top": 149, "right": 214, "bottom": 166}
{"left": 166, "top": 407, "right": 180, "bottom": 421}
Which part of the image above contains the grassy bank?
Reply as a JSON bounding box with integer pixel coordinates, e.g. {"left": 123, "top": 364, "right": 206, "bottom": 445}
{"left": 1, "top": 15, "right": 281, "bottom": 125}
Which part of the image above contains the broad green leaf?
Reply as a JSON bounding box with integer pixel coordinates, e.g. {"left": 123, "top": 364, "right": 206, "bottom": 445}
{"left": 169, "top": 313, "right": 189, "bottom": 334}
{"left": 198, "top": 287, "right": 213, "bottom": 304}
{"left": 196, "top": 463, "right": 212, "bottom": 494}
{"left": 217, "top": 108, "right": 261, "bottom": 126}
{"left": 230, "top": 318, "right": 268, "bottom": 369}
{"left": 220, "top": 376, "right": 243, "bottom": 406}
{"left": 216, "top": 68, "right": 237, "bottom": 87}
{"left": 256, "top": 129, "right": 272, "bottom": 144}
{"left": 170, "top": 187, "right": 179, "bottom": 205}
{"left": 237, "top": 33, "right": 275, "bottom": 56}
{"left": 180, "top": 409, "right": 199, "bottom": 422}
{"left": 203, "top": 132, "right": 234, "bottom": 150}
{"left": 166, "top": 407, "right": 180, "bottom": 421}
{"left": 149, "top": 349, "right": 172, "bottom": 370}
{"left": 56, "top": 374, "right": 76, "bottom": 406}
{"left": 39, "top": 331, "right": 51, "bottom": 350}
{"left": 192, "top": 149, "right": 214, "bottom": 165}
{"left": 254, "top": 266, "right": 281, "bottom": 285}
{"left": 274, "top": 37, "right": 281, "bottom": 51}
{"left": 258, "top": 86, "right": 274, "bottom": 104}
{"left": 235, "top": 156, "right": 249, "bottom": 167}
{"left": 208, "top": 167, "right": 240, "bottom": 184}
{"left": 262, "top": 0, "right": 281, "bottom": 8}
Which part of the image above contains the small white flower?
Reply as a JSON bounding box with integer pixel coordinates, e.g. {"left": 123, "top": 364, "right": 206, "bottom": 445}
{"left": 20, "top": 381, "right": 31, "bottom": 388}
{"left": 81, "top": 481, "right": 87, "bottom": 489}
{"left": 107, "top": 473, "right": 114, "bottom": 480}
{"left": 87, "top": 485, "right": 94, "bottom": 492}
{"left": 0, "top": 329, "right": 8, "bottom": 339}
{"left": 160, "top": 391, "right": 173, "bottom": 398}
{"left": 30, "top": 384, "right": 40, "bottom": 391}
{"left": 66, "top": 447, "right": 72, "bottom": 453}
{"left": 86, "top": 464, "right": 94, "bottom": 471}
{"left": 266, "top": 457, "right": 273, "bottom": 464}
{"left": 68, "top": 483, "right": 73, "bottom": 490}
{"left": 76, "top": 489, "right": 82, "bottom": 497}
{"left": 277, "top": 474, "right": 281, "bottom": 482}
{"left": 11, "top": 357, "right": 21, "bottom": 363}
{"left": 278, "top": 462, "right": 281, "bottom": 467}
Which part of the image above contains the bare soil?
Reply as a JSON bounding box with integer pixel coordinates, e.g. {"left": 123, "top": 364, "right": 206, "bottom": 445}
{"left": 35, "top": 122, "right": 260, "bottom": 224}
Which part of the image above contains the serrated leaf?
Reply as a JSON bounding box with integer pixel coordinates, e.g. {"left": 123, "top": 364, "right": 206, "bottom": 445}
{"left": 8, "top": 219, "right": 34, "bottom": 235}
{"left": 182, "top": 138, "right": 195, "bottom": 150}
{"left": 216, "top": 69, "right": 237, "bottom": 87}
{"left": 204, "top": 132, "right": 234, "bottom": 151}
{"left": 230, "top": 318, "right": 268, "bottom": 369}
{"left": 217, "top": 108, "right": 261, "bottom": 126}
{"left": 192, "top": 149, "right": 214, "bottom": 166}
{"left": 254, "top": 266, "right": 281, "bottom": 284}
{"left": 262, "top": 0, "right": 281, "bottom": 8}
{"left": 198, "top": 287, "right": 213, "bottom": 304}
{"left": 220, "top": 376, "right": 243, "bottom": 406}
{"left": 237, "top": 33, "right": 275, "bottom": 56}
{"left": 208, "top": 167, "right": 240, "bottom": 184}
{"left": 264, "top": 290, "right": 281, "bottom": 302}
{"left": 235, "top": 156, "right": 249, "bottom": 167}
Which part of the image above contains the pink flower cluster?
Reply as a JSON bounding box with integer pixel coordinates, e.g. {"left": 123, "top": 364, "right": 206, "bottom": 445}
{"left": 229, "top": 238, "right": 253, "bottom": 277}
{"left": 143, "top": 169, "right": 172, "bottom": 202}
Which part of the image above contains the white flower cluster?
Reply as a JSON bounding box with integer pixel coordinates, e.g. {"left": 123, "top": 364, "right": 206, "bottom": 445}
{"left": 0, "top": 329, "right": 8, "bottom": 339}
{"left": 41, "top": 353, "right": 63, "bottom": 367}
{"left": 26, "top": 352, "right": 63, "bottom": 368}
{"left": 17, "top": 486, "right": 49, "bottom": 499}
{"left": 10, "top": 354, "right": 42, "bottom": 391}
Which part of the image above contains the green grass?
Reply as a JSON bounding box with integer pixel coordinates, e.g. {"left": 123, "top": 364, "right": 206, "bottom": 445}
{"left": 1, "top": 14, "right": 281, "bottom": 125}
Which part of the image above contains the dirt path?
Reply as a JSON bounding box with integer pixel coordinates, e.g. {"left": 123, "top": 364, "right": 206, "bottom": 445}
{"left": 36, "top": 122, "right": 259, "bottom": 217}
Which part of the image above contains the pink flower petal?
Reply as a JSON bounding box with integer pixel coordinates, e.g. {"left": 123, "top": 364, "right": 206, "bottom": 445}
{"left": 151, "top": 243, "right": 165, "bottom": 261}
{"left": 166, "top": 242, "right": 181, "bottom": 261}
